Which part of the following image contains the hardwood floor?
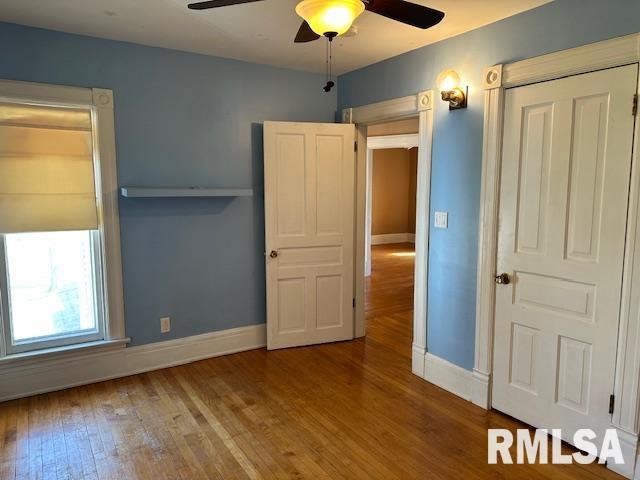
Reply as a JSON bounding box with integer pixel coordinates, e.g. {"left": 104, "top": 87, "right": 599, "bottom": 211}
{"left": 0, "top": 243, "right": 621, "bottom": 479}
{"left": 366, "top": 243, "right": 415, "bottom": 319}
{"left": 365, "top": 243, "right": 416, "bottom": 358}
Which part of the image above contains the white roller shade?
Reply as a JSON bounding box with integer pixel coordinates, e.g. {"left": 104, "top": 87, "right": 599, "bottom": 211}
{"left": 0, "top": 103, "right": 98, "bottom": 234}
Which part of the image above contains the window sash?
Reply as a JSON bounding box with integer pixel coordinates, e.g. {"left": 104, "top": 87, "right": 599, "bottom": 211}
{"left": 0, "top": 230, "right": 106, "bottom": 354}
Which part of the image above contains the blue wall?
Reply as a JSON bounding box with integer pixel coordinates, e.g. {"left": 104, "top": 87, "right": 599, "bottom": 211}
{"left": 338, "top": 0, "right": 640, "bottom": 370}
{"left": 3, "top": 0, "right": 640, "bottom": 360}
{"left": 0, "top": 22, "right": 336, "bottom": 346}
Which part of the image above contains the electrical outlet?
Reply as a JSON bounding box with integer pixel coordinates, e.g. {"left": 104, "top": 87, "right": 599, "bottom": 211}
{"left": 434, "top": 211, "right": 448, "bottom": 229}
{"left": 160, "top": 316, "right": 171, "bottom": 333}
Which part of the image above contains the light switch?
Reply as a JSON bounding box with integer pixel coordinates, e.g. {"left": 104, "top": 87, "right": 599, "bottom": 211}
{"left": 434, "top": 211, "right": 448, "bottom": 229}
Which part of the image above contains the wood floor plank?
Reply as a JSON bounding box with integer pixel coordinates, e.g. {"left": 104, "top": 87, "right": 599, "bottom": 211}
{"left": 0, "top": 402, "right": 17, "bottom": 480}
{"left": 0, "top": 243, "right": 623, "bottom": 479}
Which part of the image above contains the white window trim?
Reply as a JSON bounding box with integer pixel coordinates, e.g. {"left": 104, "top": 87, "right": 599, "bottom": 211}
{"left": 0, "top": 79, "right": 127, "bottom": 360}
{"left": 474, "top": 33, "right": 640, "bottom": 479}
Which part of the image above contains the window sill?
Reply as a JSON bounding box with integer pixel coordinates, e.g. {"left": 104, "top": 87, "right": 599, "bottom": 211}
{"left": 0, "top": 338, "right": 131, "bottom": 369}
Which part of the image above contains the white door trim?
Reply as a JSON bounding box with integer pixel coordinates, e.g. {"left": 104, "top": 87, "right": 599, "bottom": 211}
{"left": 475, "top": 33, "right": 640, "bottom": 479}
{"left": 367, "top": 133, "right": 420, "bottom": 150}
{"left": 365, "top": 133, "right": 419, "bottom": 276}
{"left": 343, "top": 91, "right": 434, "bottom": 377}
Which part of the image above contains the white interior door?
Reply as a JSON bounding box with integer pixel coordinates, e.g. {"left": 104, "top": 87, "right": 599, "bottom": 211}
{"left": 492, "top": 65, "right": 638, "bottom": 443}
{"left": 264, "top": 121, "right": 355, "bottom": 350}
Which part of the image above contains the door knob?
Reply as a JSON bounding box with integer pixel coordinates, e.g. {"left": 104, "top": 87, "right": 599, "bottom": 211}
{"left": 269, "top": 250, "right": 278, "bottom": 258}
{"left": 495, "top": 273, "right": 510, "bottom": 285}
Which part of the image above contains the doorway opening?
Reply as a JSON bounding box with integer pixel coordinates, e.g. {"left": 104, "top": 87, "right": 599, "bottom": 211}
{"left": 347, "top": 90, "right": 434, "bottom": 377}
{"left": 364, "top": 117, "right": 419, "bottom": 358}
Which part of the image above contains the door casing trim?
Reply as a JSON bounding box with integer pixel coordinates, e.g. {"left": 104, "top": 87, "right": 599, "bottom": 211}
{"left": 342, "top": 91, "right": 434, "bottom": 377}
{"left": 475, "top": 32, "right": 640, "bottom": 479}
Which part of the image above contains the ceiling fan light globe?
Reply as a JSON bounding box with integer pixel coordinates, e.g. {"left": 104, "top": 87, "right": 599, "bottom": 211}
{"left": 295, "top": 0, "right": 364, "bottom": 37}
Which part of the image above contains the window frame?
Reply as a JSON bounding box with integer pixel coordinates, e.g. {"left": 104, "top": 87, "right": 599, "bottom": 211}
{"left": 0, "top": 230, "right": 106, "bottom": 354}
{"left": 0, "top": 80, "right": 125, "bottom": 359}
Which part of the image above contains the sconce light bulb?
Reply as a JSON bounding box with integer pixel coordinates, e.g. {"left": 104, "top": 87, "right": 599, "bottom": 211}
{"left": 442, "top": 77, "right": 455, "bottom": 91}
{"left": 437, "top": 69, "right": 461, "bottom": 92}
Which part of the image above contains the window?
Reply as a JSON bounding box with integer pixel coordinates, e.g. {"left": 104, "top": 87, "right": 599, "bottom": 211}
{"left": 1, "top": 231, "right": 104, "bottom": 352}
{"left": 0, "top": 81, "right": 124, "bottom": 357}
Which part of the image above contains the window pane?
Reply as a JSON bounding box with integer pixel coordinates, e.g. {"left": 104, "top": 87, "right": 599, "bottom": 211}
{"left": 5, "top": 230, "right": 99, "bottom": 343}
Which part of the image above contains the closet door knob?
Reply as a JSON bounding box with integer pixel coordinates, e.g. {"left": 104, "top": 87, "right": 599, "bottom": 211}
{"left": 495, "top": 273, "right": 510, "bottom": 285}
{"left": 269, "top": 250, "right": 278, "bottom": 258}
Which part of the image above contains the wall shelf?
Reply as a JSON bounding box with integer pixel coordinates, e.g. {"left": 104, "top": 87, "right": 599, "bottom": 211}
{"left": 120, "top": 187, "right": 253, "bottom": 198}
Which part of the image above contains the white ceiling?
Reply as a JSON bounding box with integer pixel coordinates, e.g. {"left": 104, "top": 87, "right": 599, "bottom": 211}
{"left": 0, "top": 0, "right": 552, "bottom": 74}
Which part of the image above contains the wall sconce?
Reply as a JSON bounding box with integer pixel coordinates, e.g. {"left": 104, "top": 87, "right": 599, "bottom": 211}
{"left": 438, "top": 69, "right": 467, "bottom": 110}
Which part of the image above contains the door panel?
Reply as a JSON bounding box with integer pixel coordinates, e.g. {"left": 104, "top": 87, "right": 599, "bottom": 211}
{"left": 275, "top": 134, "right": 306, "bottom": 237}
{"left": 264, "top": 121, "right": 355, "bottom": 350}
{"left": 492, "top": 65, "right": 638, "bottom": 444}
{"left": 277, "top": 277, "right": 306, "bottom": 333}
{"left": 557, "top": 335, "right": 592, "bottom": 414}
{"left": 565, "top": 93, "right": 608, "bottom": 262}
{"left": 515, "top": 103, "right": 552, "bottom": 255}
{"left": 316, "top": 136, "right": 344, "bottom": 235}
{"left": 509, "top": 323, "right": 539, "bottom": 394}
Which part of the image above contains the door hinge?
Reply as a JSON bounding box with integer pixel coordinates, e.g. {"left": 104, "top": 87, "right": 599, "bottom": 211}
{"left": 609, "top": 394, "right": 615, "bottom": 415}
{"left": 352, "top": 298, "right": 356, "bottom": 308}
{"left": 354, "top": 141, "right": 358, "bottom": 152}
{"left": 633, "top": 94, "right": 638, "bottom": 116}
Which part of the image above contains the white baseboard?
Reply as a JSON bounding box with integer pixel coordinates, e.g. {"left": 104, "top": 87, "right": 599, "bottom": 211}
{"left": 0, "top": 324, "right": 266, "bottom": 402}
{"left": 634, "top": 441, "right": 640, "bottom": 480}
{"left": 471, "top": 369, "right": 491, "bottom": 409}
{"left": 411, "top": 344, "right": 426, "bottom": 377}
{"left": 418, "top": 352, "right": 473, "bottom": 401}
{"left": 371, "top": 233, "right": 415, "bottom": 245}
{"left": 610, "top": 427, "right": 639, "bottom": 479}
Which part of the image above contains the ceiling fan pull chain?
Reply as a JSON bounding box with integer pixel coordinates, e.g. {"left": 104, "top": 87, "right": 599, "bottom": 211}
{"left": 323, "top": 36, "right": 335, "bottom": 93}
{"left": 326, "top": 38, "right": 329, "bottom": 81}
{"left": 329, "top": 38, "right": 332, "bottom": 79}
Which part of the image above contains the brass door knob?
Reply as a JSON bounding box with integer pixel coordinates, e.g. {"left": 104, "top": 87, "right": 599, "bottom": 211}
{"left": 495, "top": 273, "right": 511, "bottom": 285}
{"left": 269, "top": 250, "right": 278, "bottom": 258}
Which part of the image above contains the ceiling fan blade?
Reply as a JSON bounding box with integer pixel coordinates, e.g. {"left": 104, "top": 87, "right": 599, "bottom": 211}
{"left": 188, "top": 0, "right": 264, "bottom": 10}
{"left": 294, "top": 21, "right": 321, "bottom": 43}
{"left": 364, "top": 0, "right": 444, "bottom": 29}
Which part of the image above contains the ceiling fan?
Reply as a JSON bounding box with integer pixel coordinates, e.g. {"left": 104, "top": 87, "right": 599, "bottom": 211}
{"left": 187, "top": 0, "right": 445, "bottom": 43}
{"left": 187, "top": 0, "right": 445, "bottom": 92}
